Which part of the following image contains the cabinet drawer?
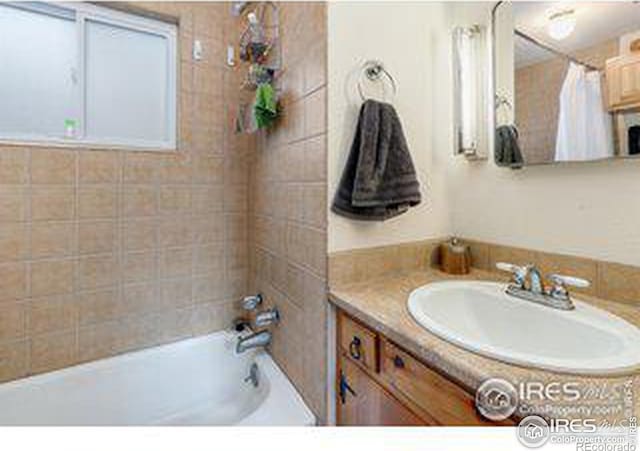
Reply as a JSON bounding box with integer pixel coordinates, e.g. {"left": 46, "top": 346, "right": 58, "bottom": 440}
{"left": 380, "top": 340, "right": 492, "bottom": 425}
{"left": 338, "top": 313, "right": 378, "bottom": 372}
{"left": 338, "top": 356, "right": 425, "bottom": 426}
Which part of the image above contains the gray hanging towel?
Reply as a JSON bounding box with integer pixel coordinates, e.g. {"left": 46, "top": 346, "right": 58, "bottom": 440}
{"left": 494, "top": 125, "right": 524, "bottom": 169}
{"left": 332, "top": 100, "right": 421, "bottom": 221}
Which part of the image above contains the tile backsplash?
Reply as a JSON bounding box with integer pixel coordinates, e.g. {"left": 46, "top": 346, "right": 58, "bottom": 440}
{"left": 329, "top": 238, "right": 640, "bottom": 308}
{"left": 0, "top": 2, "right": 251, "bottom": 383}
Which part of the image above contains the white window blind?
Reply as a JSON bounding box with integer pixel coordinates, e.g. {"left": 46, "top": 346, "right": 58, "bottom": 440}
{"left": 0, "top": 2, "right": 177, "bottom": 150}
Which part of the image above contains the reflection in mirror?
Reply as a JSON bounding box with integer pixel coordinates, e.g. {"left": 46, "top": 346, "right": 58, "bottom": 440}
{"left": 493, "top": 2, "right": 640, "bottom": 167}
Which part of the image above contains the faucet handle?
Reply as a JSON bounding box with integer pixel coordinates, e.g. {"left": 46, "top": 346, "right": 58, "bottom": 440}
{"left": 241, "top": 293, "right": 263, "bottom": 311}
{"left": 547, "top": 274, "right": 589, "bottom": 304}
{"left": 495, "top": 262, "right": 522, "bottom": 273}
{"left": 496, "top": 262, "right": 527, "bottom": 287}
{"left": 548, "top": 274, "right": 590, "bottom": 289}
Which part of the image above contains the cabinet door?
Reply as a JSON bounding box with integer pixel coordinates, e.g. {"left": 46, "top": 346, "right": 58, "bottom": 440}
{"left": 607, "top": 55, "right": 640, "bottom": 110}
{"left": 337, "top": 356, "right": 425, "bottom": 426}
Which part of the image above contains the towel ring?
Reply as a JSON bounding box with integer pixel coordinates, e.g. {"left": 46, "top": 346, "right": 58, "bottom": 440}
{"left": 495, "top": 94, "right": 513, "bottom": 125}
{"left": 495, "top": 94, "right": 512, "bottom": 111}
{"left": 357, "top": 60, "right": 397, "bottom": 102}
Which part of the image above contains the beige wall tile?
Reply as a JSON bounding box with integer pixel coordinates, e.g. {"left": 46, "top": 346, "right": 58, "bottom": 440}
{"left": 31, "top": 187, "right": 74, "bottom": 221}
{"left": 78, "top": 288, "right": 123, "bottom": 326}
{"left": 0, "top": 340, "right": 28, "bottom": 382}
{"left": 0, "top": 147, "right": 28, "bottom": 184}
{"left": 78, "top": 320, "right": 127, "bottom": 362}
{"left": 160, "top": 278, "right": 192, "bottom": 310}
{"left": 191, "top": 300, "right": 237, "bottom": 336}
{"left": 158, "top": 218, "right": 192, "bottom": 248}
{"left": 159, "top": 185, "right": 192, "bottom": 213}
{"left": 27, "top": 295, "right": 77, "bottom": 335}
{"left": 31, "top": 150, "right": 75, "bottom": 184}
{"left": 159, "top": 247, "right": 192, "bottom": 278}
{"left": 123, "top": 153, "right": 157, "bottom": 184}
{"left": 0, "top": 223, "right": 28, "bottom": 262}
{"left": 0, "top": 301, "right": 26, "bottom": 341}
{"left": 78, "top": 220, "right": 117, "bottom": 255}
{"left": 122, "top": 283, "right": 157, "bottom": 316}
{"left": 31, "top": 222, "right": 74, "bottom": 259}
{"left": 192, "top": 156, "right": 223, "bottom": 183}
{"left": 302, "top": 135, "right": 326, "bottom": 182}
{"left": 193, "top": 273, "right": 225, "bottom": 303}
{"left": 0, "top": 262, "right": 27, "bottom": 302}
{"left": 0, "top": 186, "right": 28, "bottom": 222}
{"left": 304, "top": 87, "right": 326, "bottom": 137}
{"left": 78, "top": 186, "right": 117, "bottom": 219}
{"left": 194, "top": 243, "right": 224, "bottom": 274}
{"left": 193, "top": 186, "right": 224, "bottom": 213}
{"left": 123, "top": 251, "right": 156, "bottom": 283}
{"left": 123, "top": 219, "right": 157, "bottom": 251}
{"left": 158, "top": 156, "right": 192, "bottom": 184}
{"left": 78, "top": 254, "right": 118, "bottom": 291}
{"left": 598, "top": 262, "right": 640, "bottom": 306}
{"left": 79, "top": 151, "right": 119, "bottom": 184}
{"left": 30, "top": 259, "right": 74, "bottom": 297}
{"left": 488, "top": 244, "right": 536, "bottom": 273}
{"left": 30, "top": 330, "right": 77, "bottom": 374}
{"left": 123, "top": 186, "right": 157, "bottom": 217}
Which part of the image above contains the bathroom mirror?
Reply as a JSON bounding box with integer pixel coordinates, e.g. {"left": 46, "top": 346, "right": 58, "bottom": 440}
{"left": 492, "top": 1, "right": 640, "bottom": 167}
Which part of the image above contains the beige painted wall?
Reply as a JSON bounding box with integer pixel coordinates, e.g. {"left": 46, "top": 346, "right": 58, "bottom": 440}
{"left": 327, "top": 1, "right": 453, "bottom": 253}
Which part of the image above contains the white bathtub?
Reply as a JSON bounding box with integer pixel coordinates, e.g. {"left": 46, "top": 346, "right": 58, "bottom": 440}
{"left": 0, "top": 331, "right": 315, "bottom": 426}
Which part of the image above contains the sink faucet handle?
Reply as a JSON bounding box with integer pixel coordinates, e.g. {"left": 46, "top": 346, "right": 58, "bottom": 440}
{"left": 548, "top": 274, "right": 590, "bottom": 288}
{"left": 548, "top": 274, "right": 590, "bottom": 290}
{"left": 496, "top": 262, "right": 527, "bottom": 287}
{"left": 495, "top": 262, "right": 522, "bottom": 273}
{"left": 547, "top": 274, "right": 589, "bottom": 304}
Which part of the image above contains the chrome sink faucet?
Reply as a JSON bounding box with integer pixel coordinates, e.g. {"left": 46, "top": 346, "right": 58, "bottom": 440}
{"left": 496, "top": 262, "right": 590, "bottom": 310}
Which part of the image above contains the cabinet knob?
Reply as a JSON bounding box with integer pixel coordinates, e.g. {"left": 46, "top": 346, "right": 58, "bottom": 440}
{"left": 393, "top": 355, "right": 405, "bottom": 369}
{"left": 349, "top": 336, "right": 362, "bottom": 360}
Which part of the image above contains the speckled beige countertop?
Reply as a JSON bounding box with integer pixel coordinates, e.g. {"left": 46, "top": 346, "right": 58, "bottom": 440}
{"left": 329, "top": 268, "right": 640, "bottom": 422}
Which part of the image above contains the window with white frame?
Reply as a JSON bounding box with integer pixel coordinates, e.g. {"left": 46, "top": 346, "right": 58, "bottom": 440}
{"left": 0, "top": 2, "right": 177, "bottom": 150}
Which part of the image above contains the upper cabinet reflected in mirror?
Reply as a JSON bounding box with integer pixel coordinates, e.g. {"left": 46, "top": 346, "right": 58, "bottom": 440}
{"left": 493, "top": 2, "right": 640, "bottom": 167}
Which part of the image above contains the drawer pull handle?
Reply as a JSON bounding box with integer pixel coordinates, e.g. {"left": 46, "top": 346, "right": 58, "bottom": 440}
{"left": 349, "top": 336, "right": 362, "bottom": 360}
{"left": 393, "top": 355, "right": 405, "bottom": 369}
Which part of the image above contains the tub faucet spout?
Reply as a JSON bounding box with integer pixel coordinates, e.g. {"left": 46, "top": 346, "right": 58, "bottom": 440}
{"left": 236, "top": 330, "right": 272, "bottom": 354}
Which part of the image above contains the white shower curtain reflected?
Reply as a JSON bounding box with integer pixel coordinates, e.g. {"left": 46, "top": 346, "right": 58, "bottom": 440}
{"left": 555, "top": 62, "right": 614, "bottom": 162}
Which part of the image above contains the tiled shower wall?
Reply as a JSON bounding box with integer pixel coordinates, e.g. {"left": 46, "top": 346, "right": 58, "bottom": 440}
{"left": 515, "top": 39, "right": 618, "bottom": 164}
{"left": 0, "top": 2, "right": 251, "bottom": 382}
{"left": 248, "top": 3, "right": 328, "bottom": 422}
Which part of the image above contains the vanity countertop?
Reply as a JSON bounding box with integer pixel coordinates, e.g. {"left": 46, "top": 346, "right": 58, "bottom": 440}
{"left": 329, "top": 267, "right": 640, "bottom": 422}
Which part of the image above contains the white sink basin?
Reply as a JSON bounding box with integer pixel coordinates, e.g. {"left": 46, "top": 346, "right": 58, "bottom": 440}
{"left": 408, "top": 281, "right": 640, "bottom": 375}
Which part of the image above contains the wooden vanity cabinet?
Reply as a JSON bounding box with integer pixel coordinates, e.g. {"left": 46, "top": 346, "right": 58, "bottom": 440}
{"left": 336, "top": 310, "right": 514, "bottom": 426}
{"left": 606, "top": 54, "right": 640, "bottom": 111}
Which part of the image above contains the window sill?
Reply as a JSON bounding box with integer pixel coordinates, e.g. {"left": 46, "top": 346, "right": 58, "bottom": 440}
{"left": 0, "top": 138, "right": 178, "bottom": 154}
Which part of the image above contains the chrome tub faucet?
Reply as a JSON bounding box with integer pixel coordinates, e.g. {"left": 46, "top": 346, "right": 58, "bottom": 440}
{"left": 235, "top": 293, "right": 280, "bottom": 354}
{"left": 236, "top": 330, "right": 272, "bottom": 354}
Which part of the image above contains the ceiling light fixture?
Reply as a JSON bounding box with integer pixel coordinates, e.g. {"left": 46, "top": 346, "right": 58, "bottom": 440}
{"left": 547, "top": 9, "right": 576, "bottom": 40}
